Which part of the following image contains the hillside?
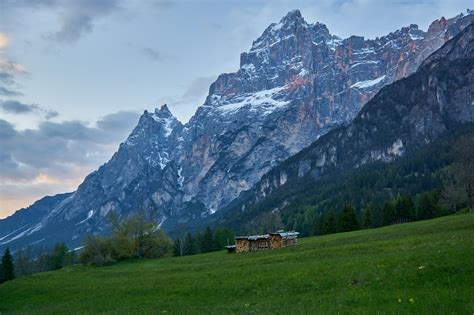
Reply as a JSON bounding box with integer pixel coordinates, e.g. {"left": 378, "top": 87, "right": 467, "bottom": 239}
{"left": 1, "top": 214, "right": 473, "bottom": 314}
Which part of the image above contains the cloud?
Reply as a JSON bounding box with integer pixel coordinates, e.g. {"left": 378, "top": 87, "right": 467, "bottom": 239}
{"left": 0, "top": 100, "right": 58, "bottom": 119}
{"left": 0, "top": 87, "right": 22, "bottom": 96}
{"left": 49, "top": 0, "right": 122, "bottom": 44}
{"left": 0, "top": 111, "right": 140, "bottom": 180}
{"left": 0, "top": 100, "right": 37, "bottom": 113}
{"left": 0, "top": 72, "right": 15, "bottom": 85}
{"left": 95, "top": 110, "right": 140, "bottom": 131}
{"left": 0, "top": 110, "right": 140, "bottom": 216}
{"left": 0, "top": 58, "right": 29, "bottom": 97}
{"left": 2, "top": 0, "right": 122, "bottom": 44}
{"left": 141, "top": 47, "right": 162, "bottom": 61}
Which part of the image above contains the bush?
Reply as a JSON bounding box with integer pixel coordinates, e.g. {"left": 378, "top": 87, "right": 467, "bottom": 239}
{"left": 456, "top": 207, "right": 472, "bottom": 215}
{"left": 79, "top": 236, "right": 115, "bottom": 266}
{"left": 79, "top": 211, "right": 173, "bottom": 265}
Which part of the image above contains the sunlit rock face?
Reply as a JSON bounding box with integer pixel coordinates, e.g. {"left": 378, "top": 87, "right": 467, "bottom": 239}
{"left": 1, "top": 10, "right": 473, "bottom": 251}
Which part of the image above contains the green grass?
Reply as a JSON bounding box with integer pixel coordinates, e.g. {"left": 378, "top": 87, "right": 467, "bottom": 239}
{"left": 1, "top": 214, "right": 473, "bottom": 314}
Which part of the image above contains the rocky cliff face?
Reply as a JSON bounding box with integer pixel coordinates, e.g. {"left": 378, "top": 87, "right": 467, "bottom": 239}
{"left": 227, "top": 23, "right": 474, "bottom": 215}
{"left": 1, "top": 10, "right": 473, "bottom": 251}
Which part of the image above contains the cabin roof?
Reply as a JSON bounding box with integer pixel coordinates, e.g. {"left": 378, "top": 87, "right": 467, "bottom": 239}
{"left": 270, "top": 231, "right": 300, "bottom": 238}
{"left": 235, "top": 231, "right": 299, "bottom": 241}
{"left": 235, "top": 234, "right": 270, "bottom": 241}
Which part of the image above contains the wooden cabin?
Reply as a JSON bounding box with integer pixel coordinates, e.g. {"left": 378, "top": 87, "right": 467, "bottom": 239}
{"left": 233, "top": 231, "right": 299, "bottom": 253}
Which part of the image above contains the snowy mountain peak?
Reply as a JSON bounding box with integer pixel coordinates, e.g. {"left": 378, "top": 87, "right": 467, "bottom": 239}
{"left": 150, "top": 105, "right": 180, "bottom": 137}
{"left": 250, "top": 9, "right": 311, "bottom": 53}
{"left": 153, "top": 104, "right": 174, "bottom": 118}
{"left": 280, "top": 9, "right": 304, "bottom": 24}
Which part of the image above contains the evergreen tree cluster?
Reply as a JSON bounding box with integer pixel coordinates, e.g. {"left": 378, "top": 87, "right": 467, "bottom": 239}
{"left": 173, "top": 227, "right": 234, "bottom": 257}
{"left": 316, "top": 191, "right": 445, "bottom": 236}
{"left": 14, "top": 243, "right": 77, "bottom": 278}
{"left": 0, "top": 243, "right": 77, "bottom": 283}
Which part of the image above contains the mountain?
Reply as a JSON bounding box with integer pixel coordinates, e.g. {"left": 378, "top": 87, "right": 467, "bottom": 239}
{"left": 1, "top": 10, "right": 473, "bottom": 251}
{"left": 212, "top": 23, "right": 474, "bottom": 233}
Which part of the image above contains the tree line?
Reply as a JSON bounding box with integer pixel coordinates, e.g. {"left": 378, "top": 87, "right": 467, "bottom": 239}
{"left": 173, "top": 226, "right": 234, "bottom": 256}
{"left": 315, "top": 191, "right": 446, "bottom": 235}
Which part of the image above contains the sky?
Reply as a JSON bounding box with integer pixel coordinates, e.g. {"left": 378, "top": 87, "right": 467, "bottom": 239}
{"left": 0, "top": 0, "right": 472, "bottom": 218}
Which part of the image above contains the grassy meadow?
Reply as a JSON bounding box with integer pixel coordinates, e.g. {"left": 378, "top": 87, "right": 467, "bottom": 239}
{"left": 0, "top": 214, "right": 473, "bottom": 314}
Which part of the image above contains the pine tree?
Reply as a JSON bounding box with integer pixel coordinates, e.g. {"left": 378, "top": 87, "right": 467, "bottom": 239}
{"left": 200, "top": 227, "right": 214, "bottom": 253}
{"left": 183, "top": 233, "right": 196, "bottom": 256}
{"left": 417, "top": 193, "right": 432, "bottom": 220}
{"left": 213, "top": 228, "right": 234, "bottom": 251}
{"left": 396, "top": 195, "right": 415, "bottom": 222}
{"left": 320, "top": 211, "right": 337, "bottom": 235}
{"left": 382, "top": 201, "right": 396, "bottom": 226}
{"left": 337, "top": 203, "right": 359, "bottom": 232}
{"left": 49, "top": 243, "right": 69, "bottom": 270}
{"left": 363, "top": 205, "right": 373, "bottom": 229}
{"left": 173, "top": 239, "right": 183, "bottom": 256}
{"left": 2, "top": 248, "right": 15, "bottom": 282}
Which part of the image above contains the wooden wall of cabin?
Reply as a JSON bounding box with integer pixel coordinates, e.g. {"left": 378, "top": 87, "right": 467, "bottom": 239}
{"left": 270, "top": 235, "right": 284, "bottom": 249}
{"left": 250, "top": 239, "right": 271, "bottom": 251}
{"left": 283, "top": 237, "right": 298, "bottom": 247}
{"left": 236, "top": 239, "right": 249, "bottom": 253}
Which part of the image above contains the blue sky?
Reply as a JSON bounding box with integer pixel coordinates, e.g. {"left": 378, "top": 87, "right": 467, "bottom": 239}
{"left": 0, "top": 0, "right": 472, "bottom": 218}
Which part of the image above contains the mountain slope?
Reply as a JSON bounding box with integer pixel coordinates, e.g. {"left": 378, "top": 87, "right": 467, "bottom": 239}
{"left": 1, "top": 214, "right": 473, "bottom": 314}
{"left": 212, "top": 23, "right": 474, "bottom": 232}
{"left": 1, "top": 10, "right": 473, "bottom": 251}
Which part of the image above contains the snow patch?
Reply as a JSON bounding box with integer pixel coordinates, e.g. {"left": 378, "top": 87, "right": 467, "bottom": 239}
{"left": 351, "top": 75, "right": 386, "bottom": 89}
{"left": 326, "top": 37, "right": 342, "bottom": 50}
{"left": 151, "top": 114, "right": 174, "bottom": 137}
{"left": 177, "top": 166, "right": 184, "bottom": 187}
{"left": 27, "top": 222, "right": 43, "bottom": 235}
{"left": 0, "top": 226, "right": 33, "bottom": 245}
{"left": 29, "top": 238, "right": 45, "bottom": 246}
{"left": 388, "top": 139, "right": 404, "bottom": 156}
{"left": 409, "top": 32, "right": 424, "bottom": 41}
{"left": 241, "top": 63, "right": 256, "bottom": 72}
{"left": 158, "top": 216, "right": 167, "bottom": 228}
{"left": 271, "top": 22, "right": 283, "bottom": 32}
{"left": 215, "top": 86, "right": 290, "bottom": 115}
{"left": 0, "top": 225, "right": 28, "bottom": 241}
{"left": 353, "top": 48, "right": 375, "bottom": 56}
{"left": 350, "top": 61, "right": 379, "bottom": 69}
{"left": 146, "top": 151, "right": 170, "bottom": 170}
{"left": 76, "top": 210, "right": 95, "bottom": 225}
{"left": 251, "top": 35, "right": 295, "bottom": 53}
{"left": 280, "top": 171, "right": 287, "bottom": 185}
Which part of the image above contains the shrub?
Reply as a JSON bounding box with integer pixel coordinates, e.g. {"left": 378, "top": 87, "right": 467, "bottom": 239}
{"left": 79, "top": 211, "right": 173, "bottom": 265}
